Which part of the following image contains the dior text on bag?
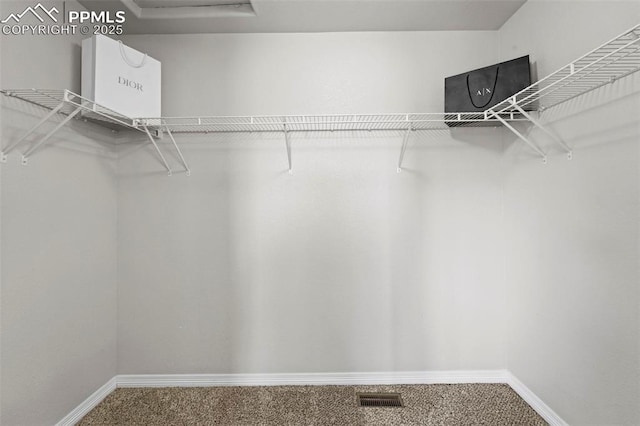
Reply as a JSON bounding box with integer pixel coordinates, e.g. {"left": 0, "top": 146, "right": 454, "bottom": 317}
{"left": 81, "top": 34, "right": 161, "bottom": 119}
{"left": 444, "top": 55, "right": 531, "bottom": 127}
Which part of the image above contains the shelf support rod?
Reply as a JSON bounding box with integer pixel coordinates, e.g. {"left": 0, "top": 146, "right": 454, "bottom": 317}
{"left": 1, "top": 101, "right": 66, "bottom": 163}
{"left": 489, "top": 110, "right": 547, "bottom": 163}
{"left": 164, "top": 124, "right": 191, "bottom": 176}
{"left": 509, "top": 101, "right": 573, "bottom": 160}
{"left": 284, "top": 123, "right": 292, "bottom": 174}
{"left": 21, "top": 106, "right": 82, "bottom": 165}
{"left": 142, "top": 124, "right": 172, "bottom": 176}
{"left": 397, "top": 126, "right": 412, "bottom": 173}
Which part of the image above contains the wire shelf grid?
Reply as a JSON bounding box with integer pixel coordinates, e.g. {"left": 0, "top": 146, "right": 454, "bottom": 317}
{"left": 137, "top": 112, "right": 526, "bottom": 134}
{"left": 2, "top": 24, "right": 639, "bottom": 136}
{"left": 487, "top": 24, "right": 640, "bottom": 115}
{"left": 2, "top": 89, "right": 527, "bottom": 134}
{"left": 1, "top": 88, "right": 142, "bottom": 131}
{"left": 1, "top": 23, "right": 639, "bottom": 170}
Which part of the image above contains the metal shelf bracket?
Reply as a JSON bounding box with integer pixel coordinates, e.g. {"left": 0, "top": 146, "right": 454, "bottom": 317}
{"left": 397, "top": 125, "right": 413, "bottom": 173}
{"left": 21, "top": 105, "right": 83, "bottom": 165}
{"left": 284, "top": 122, "right": 292, "bottom": 174}
{"left": 142, "top": 124, "right": 173, "bottom": 176}
{"left": 164, "top": 123, "right": 191, "bottom": 176}
{"left": 1, "top": 100, "right": 68, "bottom": 164}
{"left": 508, "top": 100, "right": 573, "bottom": 160}
{"left": 489, "top": 110, "right": 547, "bottom": 164}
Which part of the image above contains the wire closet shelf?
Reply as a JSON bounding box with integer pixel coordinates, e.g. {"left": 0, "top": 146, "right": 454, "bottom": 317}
{"left": 137, "top": 112, "right": 526, "bottom": 133}
{"left": 133, "top": 23, "right": 640, "bottom": 134}
{"left": 2, "top": 23, "right": 639, "bottom": 134}
{"left": 1, "top": 89, "right": 141, "bottom": 131}
{"left": 1, "top": 23, "right": 639, "bottom": 172}
{"left": 0, "top": 89, "right": 527, "bottom": 133}
{"left": 3, "top": 23, "right": 639, "bottom": 134}
{"left": 486, "top": 23, "right": 640, "bottom": 116}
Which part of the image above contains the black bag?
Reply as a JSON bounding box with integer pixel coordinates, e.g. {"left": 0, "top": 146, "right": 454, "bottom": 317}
{"left": 444, "top": 55, "right": 531, "bottom": 126}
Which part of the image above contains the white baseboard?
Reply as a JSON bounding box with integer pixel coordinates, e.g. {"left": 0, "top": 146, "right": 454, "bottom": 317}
{"left": 116, "top": 369, "right": 509, "bottom": 388}
{"left": 57, "top": 370, "right": 568, "bottom": 426}
{"left": 506, "top": 372, "right": 568, "bottom": 426}
{"left": 55, "top": 377, "right": 117, "bottom": 426}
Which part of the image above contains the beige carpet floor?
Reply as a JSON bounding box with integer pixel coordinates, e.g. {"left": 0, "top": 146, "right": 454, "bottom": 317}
{"left": 79, "top": 383, "right": 547, "bottom": 425}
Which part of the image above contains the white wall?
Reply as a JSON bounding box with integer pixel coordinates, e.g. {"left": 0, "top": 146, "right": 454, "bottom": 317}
{"left": 0, "top": 2, "right": 119, "bottom": 425}
{"left": 116, "top": 31, "right": 509, "bottom": 374}
{"left": 125, "top": 31, "right": 505, "bottom": 116}
{"left": 2, "top": 2, "right": 639, "bottom": 425}
{"left": 500, "top": 1, "right": 640, "bottom": 424}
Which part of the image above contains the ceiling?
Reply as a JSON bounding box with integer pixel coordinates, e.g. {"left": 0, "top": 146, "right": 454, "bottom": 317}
{"left": 77, "top": 0, "right": 527, "bottom": 34}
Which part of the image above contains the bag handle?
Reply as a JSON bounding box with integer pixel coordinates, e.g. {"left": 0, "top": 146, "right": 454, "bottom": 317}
{"left": 466, "top": 66, "right": 499, "bottom": 109}
{"left": 118, "top": 40, "right": 148, "bottom": 68}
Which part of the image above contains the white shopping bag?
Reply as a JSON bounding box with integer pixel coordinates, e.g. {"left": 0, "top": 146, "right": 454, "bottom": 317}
{"left": 82, "top": 34, "right": 161, "bottom": 118}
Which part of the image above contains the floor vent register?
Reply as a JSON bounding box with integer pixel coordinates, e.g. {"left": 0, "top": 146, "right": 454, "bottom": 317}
{"left": 357, "top": 393, "right": 404, "bottom": 407}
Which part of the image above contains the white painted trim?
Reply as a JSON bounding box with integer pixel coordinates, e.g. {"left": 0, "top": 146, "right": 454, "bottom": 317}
{"left": 506, "top": 372, "right": 568, "bottom": 426}
{"left": 116, "top": 370, "right": 509, "bottom": 388}
{"left": 56, "top": 370, "right": 567, "bottom": 426}
{"left": 55, "top": 377, "right": 117, "bottom": 426}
